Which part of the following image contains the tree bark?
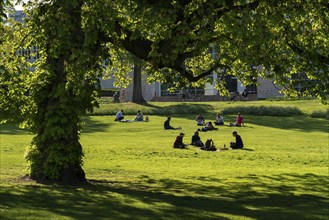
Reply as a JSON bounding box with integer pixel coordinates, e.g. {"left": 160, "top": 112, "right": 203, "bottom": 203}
{"left": 26, "top": 1, "right": 87, "bottom": 184}
{"left": 132, "top": 57, "right": 146, "bottom": 103}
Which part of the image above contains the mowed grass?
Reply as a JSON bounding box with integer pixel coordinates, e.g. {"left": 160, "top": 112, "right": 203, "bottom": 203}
{"left": 0, "top": 100, "right": 328, "bottom": 220}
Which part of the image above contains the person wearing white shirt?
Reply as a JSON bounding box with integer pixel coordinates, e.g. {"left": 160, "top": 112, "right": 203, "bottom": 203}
{"left": 115, "top": 110, "right": 124, "bottom": 121}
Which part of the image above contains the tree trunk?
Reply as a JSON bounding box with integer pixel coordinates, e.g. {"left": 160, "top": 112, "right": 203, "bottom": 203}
{"left": 27, "top": 55, "right": 86, "bottom": 184}
{"left": 26, "top": 1, "right": 86, "bottom": 184}
{"left": 132, "top": 57, "right": 146, "bottom": 103}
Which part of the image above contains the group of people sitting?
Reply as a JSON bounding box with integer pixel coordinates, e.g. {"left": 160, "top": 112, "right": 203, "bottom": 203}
{"left": 167, "top": 112, "right": 245, "bottom": 151}
{"left": 195, "top": 112, "right": 244, "bottom": 130}
{"left": 114, "top": 110, "right": 148, "bottom": 122}
{"left": 196, "top": 113, "right": 225, "bottom": 126}
{"left": 174, "top": 130, "right": 244, "bottom": 151}
{"left": 114, "top": 109, "right": 244, "bottom": 151}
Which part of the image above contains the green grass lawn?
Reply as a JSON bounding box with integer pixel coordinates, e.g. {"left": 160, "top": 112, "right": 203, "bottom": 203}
{"left": 0, "top": 100, "right": 328, "bottom": 219}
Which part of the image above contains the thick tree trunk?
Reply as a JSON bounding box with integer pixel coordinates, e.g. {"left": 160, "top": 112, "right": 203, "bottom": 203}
{"left": 26, "top": 1, "right": 86, "bottom": 184}
{"left": 132, "top": 57, "right": 146, "bottom": 103}
{"left": 28, "top": 56, "right": 86, "bottom": 184}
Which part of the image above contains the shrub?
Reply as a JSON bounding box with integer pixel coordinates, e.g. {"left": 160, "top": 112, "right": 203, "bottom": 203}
{"left": 88, "top": 102, "right": 214, "bottom": 116}
{"left": 221, "top": 105, "right": 304, "bottom": 117}
{"left": 266, "top": 96, "right": 315, "bottom": 101}
{"left": 310, "top": 109, "right": 329, "bottom": 120}
{"left": 99, "top": 89, "right": 119, "bottom": 97}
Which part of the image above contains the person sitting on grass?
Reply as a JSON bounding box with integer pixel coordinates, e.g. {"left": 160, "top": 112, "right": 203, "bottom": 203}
{"left": 173, "top": 133, "right": 187, "bottom": 149}
{"left": 201, "top": 121, "right": 216, "bottom": 132}
{"left": 134, "top": 110, "right": 144, "bottom": 121}
{"left": 214, "top": 113, "right": 224, "bottom": 125}
{"left": 114, "top": 110, "right": 124, "bottom": 121}
{"left": 164, "top": 117, "right": 181, "bottom": 130}
{"left": 230, "top": 112, "right": 244, "bottom": 127}
{"left": 201, "top": 139, "right": 217, "bottom": 151}
{"left": 191, "top": 131, "right": 204, "bottom": 147}
{"left": 230, "top": 131, "right": 244, "bottom": 149}
{"left": 195, "top": 114, "right": 205, "bottom": 126}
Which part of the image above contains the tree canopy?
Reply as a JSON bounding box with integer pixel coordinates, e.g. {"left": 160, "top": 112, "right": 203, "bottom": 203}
{"left": 0, "top": 0, "right": 328, "bottom": 183}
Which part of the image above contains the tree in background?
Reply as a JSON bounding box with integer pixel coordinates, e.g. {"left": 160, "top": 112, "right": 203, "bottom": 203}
{"left": 104, "top": 0, "right": 328, "bottom": 99}
{"left": 1, "top": 0, "right": 328, "bottom": 183}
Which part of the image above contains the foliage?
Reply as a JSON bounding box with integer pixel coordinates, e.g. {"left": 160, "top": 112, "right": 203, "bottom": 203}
{"left": 310, "top": 109, "right": 329, "bottom": 120}
{"left": 221, "top": 105, "right": 304, "bottom": 117}
{"left": 1, "top": 0, "right": 328, "bottom": 183}
{"left": 90, "top": 99, "right": 326, "bottom": 118}
{"left": 265, "top": 96, "right": 316, "bottom": 101}
{"left": 99, "top": 89, "right": 119, "bottom": 97}
{"left": 99, "top": 0, "right": 329, "bottom": 101}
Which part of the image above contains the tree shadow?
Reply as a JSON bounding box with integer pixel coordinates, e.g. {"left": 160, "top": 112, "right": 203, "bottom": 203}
{"left": 0, "top": 173, "right": 327, "bottom": 219}
{"left": 241, "top": 115, "right": 329, "bottom": 133}
{"left": 0, "top": 117, "right": 112, "bottom": 135}
{"left": 81, "top": 116, "right": 112, "bottom": 133}
{"left": 0, "top": 124, "right": 29, "bottom": 135}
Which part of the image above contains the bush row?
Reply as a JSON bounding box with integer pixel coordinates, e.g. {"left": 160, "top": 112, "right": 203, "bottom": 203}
{"left": 221, "top": 105, "right": 304, "bottom": 117}
{"left": 310, "top": 109, "right": 329, "bottom": 120}
{"left": 88, "top": 103, "right": 307, "bottom": 117}
{"left": 89, "top": 103, "right": 213, "bottom": 116}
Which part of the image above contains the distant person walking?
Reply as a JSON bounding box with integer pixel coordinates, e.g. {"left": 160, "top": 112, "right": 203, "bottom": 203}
{"left": 120, "top": 89, "right": 126, "bottom": 102}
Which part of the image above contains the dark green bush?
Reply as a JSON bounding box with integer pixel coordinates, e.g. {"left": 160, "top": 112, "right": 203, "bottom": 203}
{"left": 88, "top": 103, "right": 214, "bottom": 116}
{"left": 100, "top": 89, "right": 119, "bottom": 97}
{"left": 310, "top": 109, "right": 329, "bottom": 120}
{"left": 221, "top": 105, "right": 304, "bottom": 117}
{"left": 266, "top": 96, "right": 315, "bottom": 101}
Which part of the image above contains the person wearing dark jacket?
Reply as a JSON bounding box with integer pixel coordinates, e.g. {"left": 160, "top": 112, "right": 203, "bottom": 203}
{"left": 164, "top": 117, "right": 181, "bottom": 130}
{"left": 191, "top": 131, "right": 204, "bottom": 147}
{"left": 230, "top": 131, "right": 244, "bottom": 149}
{"left": 173, "top": 133, "right": 187, "bottom": 148}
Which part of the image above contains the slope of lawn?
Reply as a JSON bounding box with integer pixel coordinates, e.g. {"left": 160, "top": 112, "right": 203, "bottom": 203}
{"left": 0, "top": 100, "right": 328, "bottom": 220}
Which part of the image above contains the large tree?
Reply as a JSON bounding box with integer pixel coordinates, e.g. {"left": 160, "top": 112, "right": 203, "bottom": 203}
{"left": 104, "top": 0, "right": 328, "bottom": 98}
{"left": 1, "top": 0, "right": 328, "bottom": 183}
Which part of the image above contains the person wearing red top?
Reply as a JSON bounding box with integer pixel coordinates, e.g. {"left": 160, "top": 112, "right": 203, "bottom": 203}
{"left": 230, "top": 112, "right": 244, "bottom": 126}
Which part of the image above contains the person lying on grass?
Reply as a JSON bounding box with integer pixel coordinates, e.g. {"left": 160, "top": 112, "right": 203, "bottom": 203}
{"left": 201, "top": 121, "right": 217, "bottom": 132}
{"left": 173, "top": 133, "right": 187, "bottom": 149}
{"left": 164, "top": 117, "right": 181, "bottom": 130}
{"left": 230, "top": 131, "right": 244, "bottom": 149}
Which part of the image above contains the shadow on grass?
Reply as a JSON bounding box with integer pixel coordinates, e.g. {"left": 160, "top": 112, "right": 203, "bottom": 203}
{"left": 0, "top": 173, "right": 327, "bottom": 219}
{"left": 0, "top": 117, "right": 112, "bottom": 135}
{"left": 0, "top": 124, "right": 29, "bottom": 135}
{"left": 242, "top": 115, "right": 329, "bottom": 133}
{"left": 81, "top": 116, "right": 112, "bottom": 133}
